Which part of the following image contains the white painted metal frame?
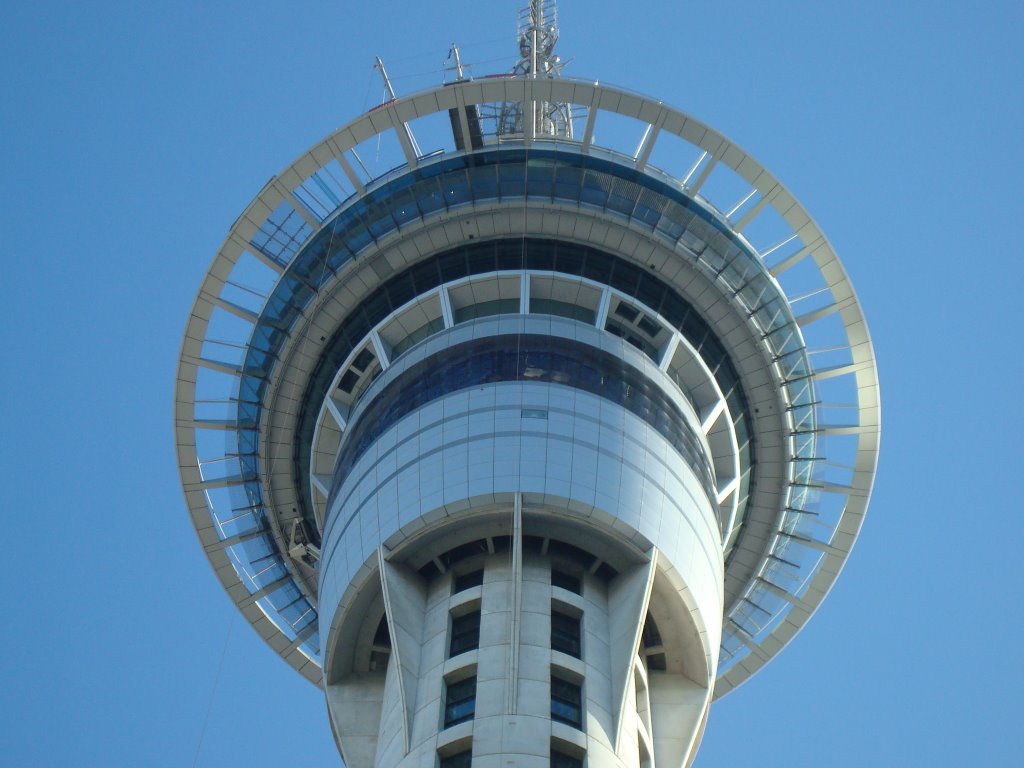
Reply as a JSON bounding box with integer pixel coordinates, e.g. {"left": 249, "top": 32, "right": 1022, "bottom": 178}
{"left": 307, "top": 269, "right": 741, "bottom": 543}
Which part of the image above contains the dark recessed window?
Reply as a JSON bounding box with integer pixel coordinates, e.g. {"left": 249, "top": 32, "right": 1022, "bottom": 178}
{"left": 351, "top": 348, "right": 375, "bottom": 372}
{"left": 442, "top": 540, "right": 489, "bottom": 568}
{"left": 551, "top": 676, "right": 583, "bottom": 729}
{"left": 453, "top": 569, "right": 484, "bottom": 594}
{"left": 646, "top": 653, "right": 667, "bottom": 671}
{"left": 547, "top": 539, "right": 597, "bottom": 570}
{"left": 551, "top": 749, "right": 583, "bottom": 768}
{"left": 614, "top": 303, "right": 639, "bottom": 322}
{"left": 626, "top": 334, "right": 646, "bottom": 353}
{"left": 439, "top": 749, "right": 472, "bottom": 768}
{"left": 636, "top": 316, "right": 661, "bottom": 338}
{"left": 642, "top": 613, "right": 666, "bottom": 670}
{"left": 552, "top": 569, "right": 581, "bottom": 595}
{"left": 641, "top": 613, "right": 662, "bottom": 647}
{"left": 450, "top": 611, "right": 481, "bottom": 657}
{"left": 444, "top": 677, "right": 477, "bottom": 728}
{"left": 551, "top": 610, "right": 581, "bottom": 658}
{"left": 594, "top": 561, "right": 618, "bottom": 582}
{"left": 530, "top": 298, "right": 596, "bottom": 324}
{"left": 418, "top": 559, "right": 442, "bottom": 580}
{"left": 523, "top": 535, "right": 545, "bottom": 553}
{"left": 370, "top": 615, "right": 391, "bottom": 670}
{"left": 373, "top": 615, "right": 390, "bottom": 647}
{"left": 337, "top": 369, "right": 360, "bottom": 394}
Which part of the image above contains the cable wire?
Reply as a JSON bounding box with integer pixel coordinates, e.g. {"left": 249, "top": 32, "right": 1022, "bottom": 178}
{"left": 191, "top": 612, "right": 235, "bottom": 768}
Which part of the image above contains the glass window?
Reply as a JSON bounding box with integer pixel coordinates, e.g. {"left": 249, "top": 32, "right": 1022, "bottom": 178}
{"left": 416, "top": 178, "right": 446, "bottom": 216}
{"left": 255, "top": 152, "right": 772, "bottom": 598}
{"left": 526, "top": 159, "right": 556, "bottom": 199}
{"left": 452, "top": 299, "right": 519, "bottom": 324}
{"left": 636, "top": 315, "right": 662, "bottom": 339}
{"left": 529, "top": 298, "right": 596, "bottom": 324}
{"left": 498, "top": 162, "right": 526, "bottom": 200}
{"left": 553, "top": 164, "right": 583, "bottom": 202}
{"left": 337, "top": 369, "right": 359, "bottom": 394}
{"left": 308, "top": 232, "right": 751, "bottom": 481}
{"left": 453, "top": 569, "right": 483, "bottom": 593}
{"left": 439, "top": 750, "right": 472, "bottom": 768}
{"left": 646, "top": 653, "right": 667, "bottom": 671}
{"left": 552, "top": 569, "right": 582, "bottom": 595}
{"left": 551, "top": 610, "right": 581, "bottom": 658}
{"left": 613, "top": 302, "right": 639, "bottom": 322}
{"left": 467, "top": 162, "right": 498, "bottom": 202}
{"left": 444, "top": 677, "right": 477, "bottom": 728}
{"left": 551, "top": 675, "right": 583, "bottom": 729}
{"left": 551, "top": 749, "right": 583, "bottom": 768}
{"left": 392, "top": 317, "right": 445, "bottom": 359}
{"left": 450, "top": 611, "right": 481, "bottom": 657}
{"left": 332, "top": 334, "right": 717, "bottom": 503}
{"left": 580, "top": 169, "right": 610, "bottom": 208}
{"left": 351, "top": 348, "right": 375, "bottom": 372}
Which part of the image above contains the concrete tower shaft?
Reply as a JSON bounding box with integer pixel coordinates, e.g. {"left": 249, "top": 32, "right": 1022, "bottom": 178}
{"left": 320, "top": 316, "right": 724, "bottom": 766}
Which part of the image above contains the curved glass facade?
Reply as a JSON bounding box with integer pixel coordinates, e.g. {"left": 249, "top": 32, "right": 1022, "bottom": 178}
{"left": 329, "top": 334, "right": 717, "bottom": 505}
{"left": 225, "top": 147, "right": 811, "bottom": 668}
{"left": 239, "top": 145, "right": 815, "bottom": 530}
{"left": 240, "top": 147, "right": 802, "bottom": 405}
{"left": 292, "top": 238, "right": 755, "bottom": 543}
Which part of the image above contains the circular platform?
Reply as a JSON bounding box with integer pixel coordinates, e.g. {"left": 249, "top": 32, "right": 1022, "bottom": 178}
{"left": 174, "top": 76, "right": 880, "bottom": 695}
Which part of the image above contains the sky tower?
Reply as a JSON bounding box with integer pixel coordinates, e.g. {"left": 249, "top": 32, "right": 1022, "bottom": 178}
{"left": 174, "top": 2, "right": 880, "bottom": 766}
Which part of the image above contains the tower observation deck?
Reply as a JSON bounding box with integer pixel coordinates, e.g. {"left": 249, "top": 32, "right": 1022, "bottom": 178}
{"left": 174, "top": 3, "right": 880, "bottom": 765}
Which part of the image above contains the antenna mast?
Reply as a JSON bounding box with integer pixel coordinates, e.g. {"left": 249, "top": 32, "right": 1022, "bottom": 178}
{"left": 499, "top": 0, "right": 573, "bottom": 138}
{"left": 374, "top": 56, "right": 422, "bottom": 157}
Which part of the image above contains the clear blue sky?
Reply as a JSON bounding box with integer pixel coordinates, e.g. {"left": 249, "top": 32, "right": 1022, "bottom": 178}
{"left": 2, "top": 1, "right": 1021, "bottom": 766}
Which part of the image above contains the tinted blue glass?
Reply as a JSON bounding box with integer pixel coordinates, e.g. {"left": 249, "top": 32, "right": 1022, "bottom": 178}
{"left": 467, "top": 162, "right": 498, "bottom": 199}
{"left": 238, "top": 147, "right": 788, "bottom": 616}
{"left": 389, "top": 186, "right": 420, "bottom": 226}
{"left": 526, "top": 159, "right": 556, "bottom": 198}
{"left": 580, "top": 168, "right": 610, "bottom": 208}
{"left": 553, "top": 163, "right": 583, "bottom": 200}
{"left": 444, "top": 169, "right": 471, "bottom": 205}
{"left": 551, "top": 677, "right": 582, "bottom": 728}
{"left": 330, "top": 334, "right": 717, "bottom": 505}
{"left": 292, "top": 235, "right": 757, "bottom": 542}
{"left": 551, "top": 611, "right": 581, "bottom": 657}
{"left": 440, "top": 751, "right": 472, "bottom": 768}
{"left": 416, "top": 179, "right": 446, "bottom": 215}
{"left": 551, "top": 750, "right": 583, "bottom": 768}
{"left": 498, "top": 162, "right": 525, "bottom": 199}
{"left": 449, "top": 611, "right": 481, "bottom": 657}
{"left": 444, "top": 677, "right": 476, "bottom": 727}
